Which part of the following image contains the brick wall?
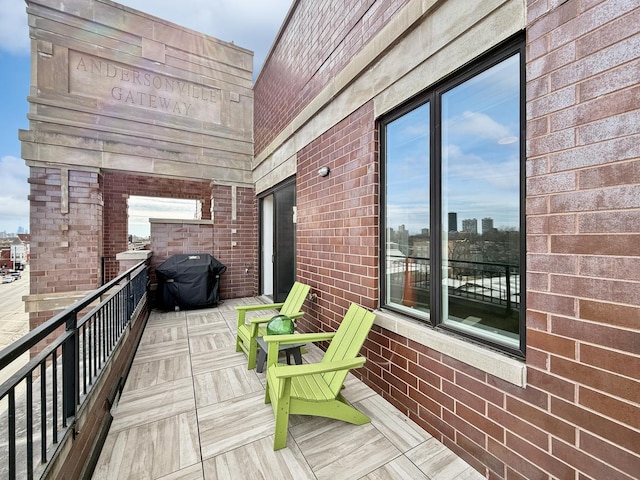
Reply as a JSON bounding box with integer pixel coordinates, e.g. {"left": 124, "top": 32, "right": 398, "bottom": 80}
{"left": 522, "top": 0, "right": 640, "bottom": 478}
{"left": 212, "top": 185, "right": 258, "bottom": 298}
{"left": 253, "top": 0, "right": 409, "bottom": 156}
{"left": 296, "top": 101, "right": 379, "bottom": 331}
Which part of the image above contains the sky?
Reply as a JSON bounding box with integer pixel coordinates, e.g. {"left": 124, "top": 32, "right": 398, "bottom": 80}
{"left": 386, "top": 53, "right": 521, "bottom": 235}
{"left": 0, "top": 0, "right": 292, "bottom": 236}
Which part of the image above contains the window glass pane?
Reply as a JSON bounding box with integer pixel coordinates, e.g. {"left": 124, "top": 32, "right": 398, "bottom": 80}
{"left": 441, "top": 54, "right": 521, "bottom": 347}
{"left": 385, "top": 103, "right": 430, "bottom": 314}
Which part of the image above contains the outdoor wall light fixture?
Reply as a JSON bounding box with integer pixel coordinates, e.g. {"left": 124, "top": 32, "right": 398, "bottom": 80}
{"left": 317, "top": 166, "right": 330, "bottom": 177}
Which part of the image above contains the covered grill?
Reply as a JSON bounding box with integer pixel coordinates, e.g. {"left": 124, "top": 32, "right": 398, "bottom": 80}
{"left": 156, "top": 254, "right": 226, "bottom": 310}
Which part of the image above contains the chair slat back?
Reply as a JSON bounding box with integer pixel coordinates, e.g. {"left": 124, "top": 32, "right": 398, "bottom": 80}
{"left": 279, "top": 282, "right": 311, "bottom": 316}
{"left": 321, "top": 303, "right": 375, "bottom": 393}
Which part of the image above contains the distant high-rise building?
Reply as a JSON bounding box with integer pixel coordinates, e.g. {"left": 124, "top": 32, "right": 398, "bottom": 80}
{"left": 482, "top": 217, "right": 494, "bottom": 234}
{"left": 462, "top": 218, "right": 477, "bottom": 234}
{"left": 448, "top": 212, "right": 457, "bottom": 232}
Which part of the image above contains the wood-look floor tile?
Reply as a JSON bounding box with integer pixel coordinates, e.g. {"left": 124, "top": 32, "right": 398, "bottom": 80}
{"left": 406, "top": 437, "right": 485, "bottom": 479}
{"left": 93, "top": 411, "right": 200, "bottom": 480}
{"left": 110, "top": 377, "right": 195, "bottom": 433}
{"left": 156, "top": 463, "right": 203, "bottom": 480}
{"left": 140, "top": 324, "right": 188, "bottom": 346}
{"left": 186, "top": 312, "right": 229, "bottom": 336}
{"left": 145, "top": 311, "right": 187, "bottom": 326}
{"left": 125, "top": 354, "right": 192, "bottom": 392}
{"left": 186, "top": 310, "right": 224, "bottom": 324}
{"left": 202, "top": 435, "right": 315, "bottom": 480}
{"left": 292, "top": 418, "right": 401, "bottom": 479}
{"left": 188, "top": 331, "right": 235, "bottom": 354}
{"left": 133, "top": 338, "right": 190, "bottom": 365}
{"left": 359, "top": 455, "right": 429, "bottom": 479}
{"left": 355, "top": 394, "right": 433, "bottom": 452}
{"left": 194, "top": 365, "right": 263, "bottom": 407}
{"left": 198, "top": 392, "right": 275, "bottom": 460}
{"left": 191, "top": 346, "right": 247, "bottom": 376}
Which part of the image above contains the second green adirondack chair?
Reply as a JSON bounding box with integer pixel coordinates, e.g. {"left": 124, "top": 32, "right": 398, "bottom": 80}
{"left": 263, "top": 303, "right": 376, "bottom": 450}
{"left": 234, "top": 282, "right": 310, "bottom": 370}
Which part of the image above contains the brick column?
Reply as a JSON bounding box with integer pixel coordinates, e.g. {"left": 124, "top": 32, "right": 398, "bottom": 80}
{"left": 25, "top": 167, "right": 103, "bottom": 336}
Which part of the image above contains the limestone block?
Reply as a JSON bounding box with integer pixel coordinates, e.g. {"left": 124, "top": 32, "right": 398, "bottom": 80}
{"left": 142, "top": 37, "right": 165, "bottom": 63}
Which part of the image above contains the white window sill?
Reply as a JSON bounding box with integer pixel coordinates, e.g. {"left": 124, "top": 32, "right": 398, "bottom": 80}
{"left": 373, "top": 309, "right": 527, "bottom": 387}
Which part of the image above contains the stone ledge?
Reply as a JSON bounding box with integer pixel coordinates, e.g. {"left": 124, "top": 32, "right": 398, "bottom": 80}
{"left": 115, "top": 250, "right": 152, "bottom": 262}
{"left": 23, "top": 291, "right": 92, "bottom": 313}
{"left": 149, "top": 218, "right": 213, "bottom": 225}
{"left": 374, "top": 309, "right": 527, "bottom": 387}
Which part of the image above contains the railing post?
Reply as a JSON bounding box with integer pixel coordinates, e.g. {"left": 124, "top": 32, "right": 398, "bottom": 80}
{"left": 62, "top": 311, "right": 78, "bottom": 427}
{"left": 505, "top": 266, "right": 512, "bottom": 313}
{"left": 127, "top": 272, "right": 134, "bottom": 323}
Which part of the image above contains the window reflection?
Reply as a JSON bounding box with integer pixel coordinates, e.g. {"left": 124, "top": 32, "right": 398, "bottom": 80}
{"left": 385, "top": 103, "right": 430, "bottom": 313}
{"left": 381, "top": 47, "right": 523, "bottom": 353}
{"left": 441, "top": 54, "right": 521, "bottom": 347}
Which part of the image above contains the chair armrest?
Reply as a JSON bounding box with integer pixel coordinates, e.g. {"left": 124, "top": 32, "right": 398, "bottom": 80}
{"left": 272, "top": 357, "right": 366, "bottom": 379}
{"left": 235, "top": 302, "right": 285, "bottom": 313}
{"left": 247, "top": 311, "right": 304, "bottom": 325}
{"left": 263, "top": 331, "right": 336, "bottom": 344}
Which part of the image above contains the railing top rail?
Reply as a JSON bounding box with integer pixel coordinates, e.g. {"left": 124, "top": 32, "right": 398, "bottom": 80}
{"left": 0, "top": 260, "right": 147, "bottom": 370}
{"left": 386, "top": 254, "right": 519, "bottom": 269}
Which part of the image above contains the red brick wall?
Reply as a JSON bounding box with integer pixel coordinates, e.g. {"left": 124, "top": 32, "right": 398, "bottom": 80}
{"left": 522, "top": 1, "right": 640, "bottom": 478}
{"left": 253, "top": 0, "right": 409, "bottom": 156}
{"left": 213, "top": 185, "right": 258, "bottom": 298}
{"left": 296, "top": 102, "right": 379, "bottom": 331}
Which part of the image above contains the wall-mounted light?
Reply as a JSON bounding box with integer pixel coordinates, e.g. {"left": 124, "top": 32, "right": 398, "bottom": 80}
{"left": 317, "top": 166, "right": 330, "bottom": 177}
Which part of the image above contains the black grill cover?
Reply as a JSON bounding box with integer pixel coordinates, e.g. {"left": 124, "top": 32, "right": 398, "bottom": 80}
{"left": 156, "top": 254, "right": 226, "bottom": 310}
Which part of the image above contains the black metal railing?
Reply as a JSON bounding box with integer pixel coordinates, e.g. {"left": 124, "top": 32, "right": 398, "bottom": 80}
{"left": 0, "top": 260, "right": 149, "bottom": 480}
{"left": 388, "top": 255, "right": 520, "bottom": 310}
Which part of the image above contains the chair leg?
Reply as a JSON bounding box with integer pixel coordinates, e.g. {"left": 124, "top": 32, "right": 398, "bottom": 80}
{"left": 247, "top": 337, "right": 258, "bottom": 370}
{"left": 273, "top": 400, "right": 290, "bottom": 450}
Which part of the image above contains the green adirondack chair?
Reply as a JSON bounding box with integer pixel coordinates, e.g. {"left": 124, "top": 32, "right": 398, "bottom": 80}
{"left": 263, "top": 303, "right": 376, "bottom": 450}
{"left": 234, "top": 282, "right": 310, "bottom": 370}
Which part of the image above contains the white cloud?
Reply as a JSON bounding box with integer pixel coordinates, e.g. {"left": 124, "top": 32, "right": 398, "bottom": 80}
{"left": 0, "top": 0, "right": 29, "bottom": 55}
{"left": 446, "top": 111, "right": 511, "bottom": 142}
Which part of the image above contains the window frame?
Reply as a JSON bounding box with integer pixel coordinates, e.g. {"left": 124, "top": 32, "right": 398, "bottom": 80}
{"left": 379, "top": 34, "right": 526, "bottom": 358}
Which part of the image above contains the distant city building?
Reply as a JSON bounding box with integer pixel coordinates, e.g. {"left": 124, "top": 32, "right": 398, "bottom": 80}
{"left": 448, "top": 212, "right": 457, "bottom": 232}
{"left": 462, "top": 218, "right": 477, "bottom": 234}
{"left": 397, "top": 224, "right": 409, "bottom": 255}
{"left": 482, "top": 217, "right": 494, "bottom": 234}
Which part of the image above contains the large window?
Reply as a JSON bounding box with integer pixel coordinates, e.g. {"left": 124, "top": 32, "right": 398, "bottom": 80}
{"left": 381, "top": 37, "right": 525, "bottom": 357}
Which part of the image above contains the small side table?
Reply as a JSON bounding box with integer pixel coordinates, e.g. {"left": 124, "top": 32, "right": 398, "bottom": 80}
{"left": 255, "top": 336, "right": 305, "bottom": 373}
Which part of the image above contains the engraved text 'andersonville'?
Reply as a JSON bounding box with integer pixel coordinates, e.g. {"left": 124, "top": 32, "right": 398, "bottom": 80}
{"left": 71, "top": 53, "right": 220, "bottom": 120}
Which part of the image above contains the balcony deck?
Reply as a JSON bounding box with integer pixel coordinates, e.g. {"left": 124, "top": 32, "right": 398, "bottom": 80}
{"left": 92, "top": 298, "right": 484, "bottom": 480}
